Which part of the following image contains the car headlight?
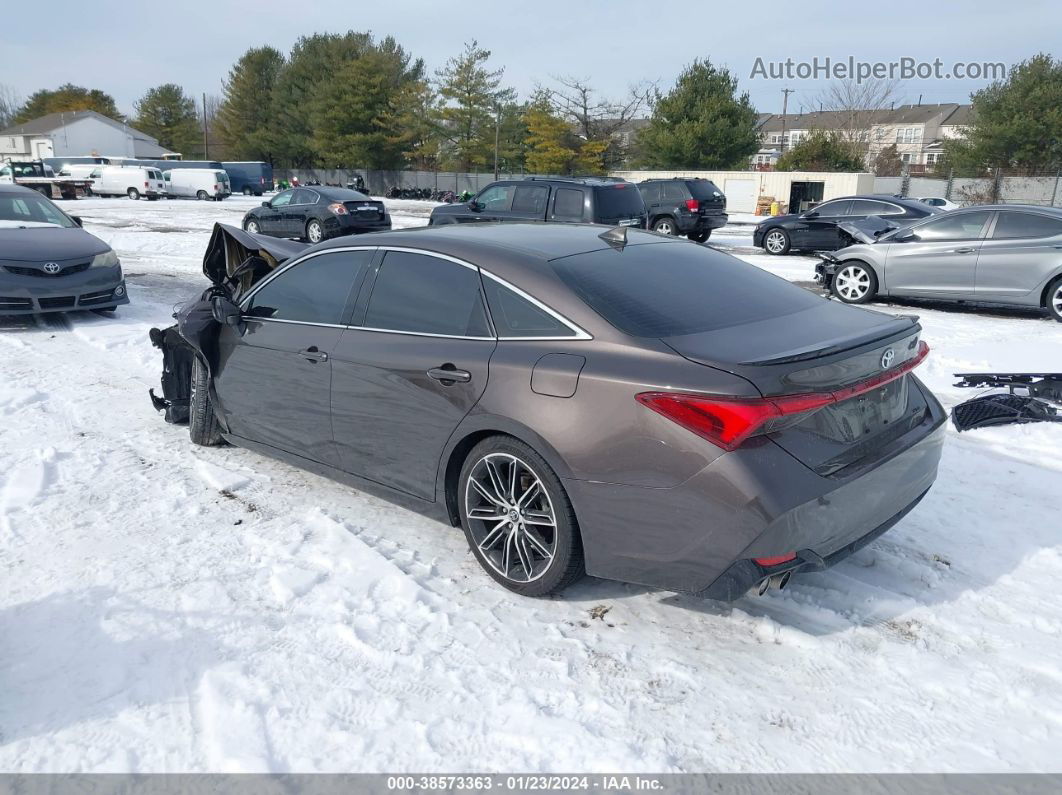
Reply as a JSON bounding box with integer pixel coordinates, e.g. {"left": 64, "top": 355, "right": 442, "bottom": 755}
{"left": 91, "top": 250, "right": 119, "bottom": 268}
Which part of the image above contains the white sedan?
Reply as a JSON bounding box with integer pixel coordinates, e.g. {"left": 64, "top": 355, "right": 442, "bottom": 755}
{"left": 919, "top": 196, "right": 959, "bottom": 211}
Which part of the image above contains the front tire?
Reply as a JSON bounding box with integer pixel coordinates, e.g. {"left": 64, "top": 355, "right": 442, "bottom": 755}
{"left": 244, "top": 219, "right": 261, "bottom": 235}
{"left": 652, "top": 217, "right": 677, "bottom": 236}
{"left": 763, "top": 228, "right": 790, "bottom": 255}
{"left": 1046, "top": 277, "right": 1062, "bottom": 322}
{"left": 305, "top": 219, "right": 324, "bottom": 244}
{"left": 459, "top": 436, "right": 584, "bottom": 597}
{"left": 127, "top": 188, "right": 141, "bottom": 200}
{"left": 831, "top": 261, "right": 879, "bottom": 304}
{"left": 189, "top": 356, "right": 223, "bottom": 446}
{"left": 196, "top": 190, "right": 209, "bottom": 201}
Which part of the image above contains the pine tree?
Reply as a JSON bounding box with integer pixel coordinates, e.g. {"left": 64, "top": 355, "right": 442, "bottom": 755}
{"left": 13, "top": 84, "right": 123, "bottom": 124}
{"left": 873, "top": 144, "right": 903, "bottom": 176}
{"left": 435, "top": 41, "right": 514, "bottom": 171}
{"left": 637, "top": 60, "right": 759, "bottom": 170}
{"left": 134, "top": 84, "right": 201, "bottom": 156}
{"left": 217, "top": 46, "right": 285, "bottom": 163}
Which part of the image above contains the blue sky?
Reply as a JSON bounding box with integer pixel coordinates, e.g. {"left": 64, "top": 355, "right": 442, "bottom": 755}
{"left": 3, "top": 0, "right": 1058, "bottom": 116}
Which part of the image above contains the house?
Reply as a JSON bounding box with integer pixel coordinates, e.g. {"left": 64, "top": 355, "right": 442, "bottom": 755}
{"left": 751, "top": 103, "right": 973, "bottom": 172}
{"left": 0, "top": 110, "right": 175, "bottom": 162}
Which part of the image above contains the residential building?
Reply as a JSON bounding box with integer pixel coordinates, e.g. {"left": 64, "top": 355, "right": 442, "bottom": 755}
{"left": 0, "top": 110, "right": 175, "bottom": 162}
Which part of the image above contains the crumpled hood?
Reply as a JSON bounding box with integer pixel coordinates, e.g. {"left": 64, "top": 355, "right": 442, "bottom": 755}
{"left": 0, "top": 226, "right": 110, "bottom": 261}
{"left": 202, "top": 223, "right": 308, "bottom": 292}
{"left": 837, "top": 216, "right": 903, "bottom": 244}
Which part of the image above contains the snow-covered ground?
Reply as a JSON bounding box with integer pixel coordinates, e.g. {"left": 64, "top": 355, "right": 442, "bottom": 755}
{"left": 1, "top": 196, "right": 1060, "bottom": 773}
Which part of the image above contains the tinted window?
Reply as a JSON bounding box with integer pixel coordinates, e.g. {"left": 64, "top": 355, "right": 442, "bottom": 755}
{"left": 0, "top": 194, "right": 76, "bottom": 228}
{"left": 364, "top": 251, "right": 490, "bottom": 337}
{"left": 553, "top": 188, "right": 585, "bottom": 221}
{"left": 271, "top": 190, "right": 293, "bottom": 208}
{"left": 593, "top": 184, "right": 645, "bottom": 219}
{"left": 552, "top": 244, "right": 822, "bottom": 337}
{"left": 511, "top": 185, "right": 548, "bottom": 215}
{"left": 813, "top": 200, "right": 853, "bottom": 216}
{"left": 849, "top": 200, "right": 897, "bottom": 216}
{"left": 292, "top": 189, "right": 316, "bottom": 205}
{"left": 639, "top": 183, "right": 660, "bottom": 202}
{"left": 247, "top": 250, "right": 371, "bottom": 324}
{"left": 992, "top": 211, "right": 1062, "bottom": 240}
{"left": 661, "top": 182, "right": 687, "bottom": 201}
{"left": 482, "top": 277, "right": 574, "bottom": 338}
{"left": 477, "top": 184, "right": 515, "bottom": 212}
{"left": 913, "top": 211, "right": 992, "bottom": 241}
{"left": 687, "top": 181, "right": 723, "bottom": 200}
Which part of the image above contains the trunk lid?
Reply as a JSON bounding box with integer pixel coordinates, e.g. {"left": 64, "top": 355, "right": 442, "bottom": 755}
{"left": 663, "top": 303, "right": 930, "bottom": 475}
{"left": 343, "top": 199, "right": 386, "bottom": 221}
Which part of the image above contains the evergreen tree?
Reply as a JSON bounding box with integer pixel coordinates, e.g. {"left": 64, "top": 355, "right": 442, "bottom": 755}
{"left": 134, "top": 84, "right": 201, "bottom": 156}
{"left": 637, "top": 60, "right": 759, "bottom": 169}
{"left": 435, "top": 41, "right": 514, "bottom": 171}
{"left": 217, "top": 46, "right": 285, "bottom": 163}
{"left": 945, "top": 53, "right": 1062, "bottom": 174}
{"left": 523, "top": 94, "right": 605, "bottom": 175}
{"left": 14, "top": 84, "right": 122, "bottom": 123}
{"left": 873, "top": 143, "right": 903, "bottom": 176}
{"left": 775, "top": 130, "right": 866, "bottom": 172}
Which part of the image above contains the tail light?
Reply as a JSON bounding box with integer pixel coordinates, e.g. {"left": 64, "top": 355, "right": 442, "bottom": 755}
{"left": 327, "top": 202, "right": 348, "bottom": 215}
{"left": 260, "top": 177, "right": 265, "bottom": 184}
{"left": 685, "top": 199, "right": 699, "bottom": 211}
{"left": 637, "top": 341, "right": 929, "bottom": 451}
{"left": 754, "top": 553, "right": 797, "bottom": 566}
{"left": 213, "top": 184, "right": 219, "bottom": 191}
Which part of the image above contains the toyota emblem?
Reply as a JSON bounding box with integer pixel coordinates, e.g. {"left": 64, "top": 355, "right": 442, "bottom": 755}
{"left": 880, "top": 348, "right": 896, "bottom": 369}
{"left": 43, "top": 262, "right": 61, "bottom": 275}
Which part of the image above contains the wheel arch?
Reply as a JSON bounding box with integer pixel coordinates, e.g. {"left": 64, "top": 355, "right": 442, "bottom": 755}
{"left": 1038, "top": 270, "right": 1062, "bottom": 308}
{"left": 437, "top": 416, "right": 575, "bottom": 528}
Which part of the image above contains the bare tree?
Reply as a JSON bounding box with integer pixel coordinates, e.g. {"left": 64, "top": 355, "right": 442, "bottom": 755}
{"left": 816, "top": 78, "right": 902, "bottom": 147}
{"left": 541, "top": 76, "right": 653, "bottom": 168}
{"left": 0, "top": 84, "right": 22, "bottom": 128}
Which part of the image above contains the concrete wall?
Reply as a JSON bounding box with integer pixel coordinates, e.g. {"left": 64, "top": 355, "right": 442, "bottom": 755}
{"left": 873, "top": 174, "right": 1062, "bottom": 206}
{"left": 611, "top": 170, "right": 876, "bottom": 213}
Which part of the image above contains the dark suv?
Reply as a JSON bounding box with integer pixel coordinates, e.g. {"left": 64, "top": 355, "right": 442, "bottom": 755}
{"left": 638, "top": 178, "right": 728, "bottom": 242}
{"left": 428, "top": 177, "right": 647, "bottom": 228}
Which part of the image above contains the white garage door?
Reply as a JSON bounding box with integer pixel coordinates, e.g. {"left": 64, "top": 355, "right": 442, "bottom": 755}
{"left": 723, "top": 178, "right": 757, "bottom": 213}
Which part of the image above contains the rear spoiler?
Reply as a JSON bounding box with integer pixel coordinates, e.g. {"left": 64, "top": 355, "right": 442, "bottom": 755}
{"left": 201, "top": 222, "right": 308, "bottom": 296}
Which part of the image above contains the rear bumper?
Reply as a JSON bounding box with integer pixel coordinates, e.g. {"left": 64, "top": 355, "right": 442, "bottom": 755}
{"left": 328, "top": 215, "right": 392, "bottom": 236}
{"left": 697, "top": 213, "right": 728, "bottom": 231}
{"left": 566, "top": 377, "right": 946, "bottom": 598}
{"left": 0, "top": 266, "right": 129, "bottom": 315}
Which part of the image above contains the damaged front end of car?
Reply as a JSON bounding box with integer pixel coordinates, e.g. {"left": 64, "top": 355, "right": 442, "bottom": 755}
{"left": 816, "top": 217, "right": 903, "bottom": 293}
{"left": 148, "top": 223, "right": 308, "bottom": 424}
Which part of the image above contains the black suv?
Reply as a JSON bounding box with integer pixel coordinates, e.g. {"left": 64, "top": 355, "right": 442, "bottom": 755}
{"left": 428, "top": 177, "right": 647, "bottom": 228}
{"left": 638, "top": 178, "right": 728, "bottom": 242}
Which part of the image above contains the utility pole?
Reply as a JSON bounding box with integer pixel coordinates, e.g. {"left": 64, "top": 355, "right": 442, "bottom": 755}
{"left": 202, "top": 93, "right": 209, "bottom": 159}
{"left": 779, "top": 88, "right": 795, "bottom": 154}
{"left": 493, "top": 105, "right": 501, "bottom": 181}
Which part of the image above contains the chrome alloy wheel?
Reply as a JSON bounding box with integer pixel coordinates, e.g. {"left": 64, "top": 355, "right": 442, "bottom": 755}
{"left": 764, "top": 230, "right": 787, "bottom": 253}
{"left": 1052, "top": 284, "right": 1062, "bottom": 318}
{"left": 464, "top": 453, "right": 557, "bottom": 583}
{"left": 307, "top": 220, "right": 323, "bottom": 243}
{"left": 835, "top": 265, "right": 872, "bottom": 301}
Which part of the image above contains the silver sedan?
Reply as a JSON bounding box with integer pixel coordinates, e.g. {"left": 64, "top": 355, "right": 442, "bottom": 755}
{"left": 819, "top": 205, "right": 1062, "bottom": 321}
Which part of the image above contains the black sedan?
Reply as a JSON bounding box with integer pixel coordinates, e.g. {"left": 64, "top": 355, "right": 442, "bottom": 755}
{"left": 0, "top": 183, "right": 128, "bottom": 315}
{"left": 753, "top": 195, "right": 939, "bottom": 255}
{"left": 242, "top": 187, "right": 390, "bottom": 244}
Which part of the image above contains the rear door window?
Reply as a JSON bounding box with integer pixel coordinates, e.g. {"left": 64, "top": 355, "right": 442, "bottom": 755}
{"left": 638, "top": 183, "right": 660, "bottom": 202}
{"left": 552, "top": 188, "right": 585, "bottom": 221}
{"left": 813, "top": 200, "right": 853, "bottom": 217}
{"left": 511, "top": 185, "right": 549, "bottom": 216}
{"left": 661, "top": 182, "right": 687, "bottom": 201}
{"left": 363, "top": 251, "right": 490, "bottom": 337}
{"left": 552, "top": 243, "right": 822, "bottom": 337}
{"left": 593, "top": 184, "right": 645, "bottom": 219}
{"left": 849, "top": 199, "right": 897, "bottom": 216}
{"left": 246, "top": 250, "right": 373, "bottom": 325}
{"left": 991, "top": 211, "right": 1062, "bottom": 239}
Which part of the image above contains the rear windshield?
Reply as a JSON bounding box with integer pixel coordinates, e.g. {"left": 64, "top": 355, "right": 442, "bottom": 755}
{"left": 551, "top": 242, "right": 822, "bottom": 337}
{"left": 592, "top": 184, "right": 645, "bottom": 218}
{"left": 216, "top": 172, "right": 230, "bottom": 183}
{"left": 687, "top": 181, "right": 723, "bottom": 199}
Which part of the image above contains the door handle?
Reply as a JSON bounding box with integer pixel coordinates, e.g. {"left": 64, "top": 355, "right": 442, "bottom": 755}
{"left": 298, "top": 346, "right": 328, "bottom": 363}
{"left": 952, "top": 247, "right": 977, "bottom": 254}
{"left": 427, "top": 365, "right": 471, "bottom": 384}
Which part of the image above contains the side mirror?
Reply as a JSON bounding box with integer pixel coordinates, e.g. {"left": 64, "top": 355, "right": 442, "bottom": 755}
{"left": 261, "top": 200, "right": 270, "bottom": 208}
{"left": 468, "top": 200, "right": 482, "bottom": 212}
{"left": 212, "top": 295, "right": 242, "bottom": 327}
{"left": 70, "top": 215, "right": 83, "bottom": 227}
{"left": 894, "top": 230, "right": 917, "bottom": 242}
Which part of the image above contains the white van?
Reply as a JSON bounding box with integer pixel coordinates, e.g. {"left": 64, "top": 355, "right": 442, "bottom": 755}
{"left": 56, "top": 163, "right": 100, "bottom": 180}
{"left": 163, "top": 168, "right": 231, "bottom": 201}
{"left": 90, "top": 166, "right": 166, "bottom": 200}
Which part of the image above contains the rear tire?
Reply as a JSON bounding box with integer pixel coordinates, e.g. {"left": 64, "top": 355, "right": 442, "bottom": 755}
{"left": 458, "top": 436, "right": 584, "bottom": 597}
{"left": 127, "top": 188, "right": 141, "bottom": 200}
{"left": 196, "top": 190, "right": 209, "bottom": 201}
{"left": 243, "top": 186, "right": 253, "bottom": 196}
{"left": 831, "top": 261, "right": 878, "bottom": 304}
{"left": 763, "top": 228, "right": 790, "bottom": 255}
{"left": 305, "top": 219, "right": 324, "bottom": 244}
{"left": 688, "top": 230, "right": 710, "bottom": 243}
{"left": 189, "top": 356, "right": 223, "bottom": 446}
{"left": 1046, "top": 277, "right": 1062, "bottom": 322}
{"left": 652, "top": 217, "right": 677, "bottom": 236}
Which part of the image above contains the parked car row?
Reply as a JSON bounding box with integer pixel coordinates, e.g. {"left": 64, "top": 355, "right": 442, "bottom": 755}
{"left": 52, "top": 158, "right": 274, "bottom": 197}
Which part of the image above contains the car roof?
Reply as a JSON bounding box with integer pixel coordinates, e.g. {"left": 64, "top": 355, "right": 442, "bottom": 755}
{"left": 961, "top": 203, "right": 1062, "bottom": 216}
{"left": 522, "top": 176, "right": 627, "bottom": 188}
{"left": 300, "top": 186, "right": 369, "bottom": 200}
{"left": 640, "top": 177, "right": 718, "bottom": 183}
{"left": 0, "top": 183, "right": 40, "bottom": 195}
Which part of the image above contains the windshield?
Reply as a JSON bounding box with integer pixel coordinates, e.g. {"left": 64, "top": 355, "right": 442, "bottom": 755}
{"left": 0, "top": 193, "right": 77, "bottom": 228}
